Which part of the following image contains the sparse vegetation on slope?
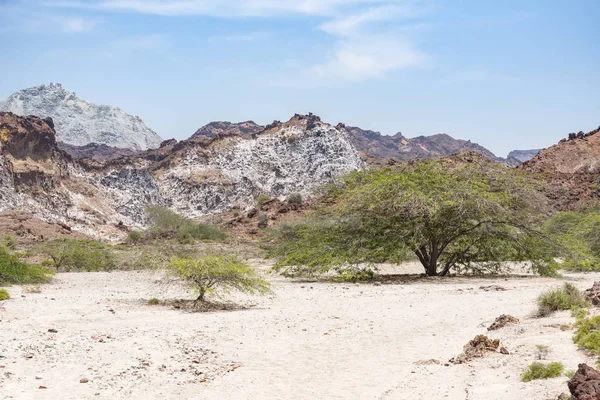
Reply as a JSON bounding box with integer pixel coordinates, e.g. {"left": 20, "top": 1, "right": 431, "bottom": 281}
{"left": 145, "top": 205, "right": 226, "bottom": 244}
{"left": 0, "top": 289, "right": 10, "bottom": 301}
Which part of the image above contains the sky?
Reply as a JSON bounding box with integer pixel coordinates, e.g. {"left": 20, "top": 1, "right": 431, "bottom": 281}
{"left": 0, "top": 0, "right": 599, "bottom": 156}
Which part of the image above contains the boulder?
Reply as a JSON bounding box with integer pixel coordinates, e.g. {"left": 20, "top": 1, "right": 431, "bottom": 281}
{"left": 488, "top": 314, "right": 519, "bottom": 331}
{"left": 568, "top": 363, "right": 600, "bottom": 399}
{"left": 450, "top": 334, "right": 501, "bottom": 364}
{"left": 584, "top": 282, "right": 600, "bottom": 306}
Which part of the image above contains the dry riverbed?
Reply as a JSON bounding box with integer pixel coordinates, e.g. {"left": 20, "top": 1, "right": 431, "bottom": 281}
{"left": 0, "top": 263, "right": 597, "bottom": 399}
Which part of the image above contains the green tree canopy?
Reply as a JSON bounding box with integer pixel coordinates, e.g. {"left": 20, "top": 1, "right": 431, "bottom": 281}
{"left": 269, "top": 158, "right": 557, "bottom": 277}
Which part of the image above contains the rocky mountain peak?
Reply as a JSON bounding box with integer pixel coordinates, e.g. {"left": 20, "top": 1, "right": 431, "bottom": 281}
{"left": 190, "top": 120, "right": 264, "bottom": 140}
{"left": 0, "top": 83, "right": 163, "bottom": 151}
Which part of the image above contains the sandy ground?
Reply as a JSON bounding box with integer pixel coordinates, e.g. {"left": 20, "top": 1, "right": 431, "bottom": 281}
{"left": 0, "top": 263, "right": 597, "bottom": 400}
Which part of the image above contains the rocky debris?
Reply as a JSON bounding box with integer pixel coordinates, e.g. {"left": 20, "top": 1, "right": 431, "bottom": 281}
{"left": 450, "top": 335, "right": 502, "bottom": 364}
{"left": 79, "top": 378, "right": 89, "bottom": 384}
{"left": 505, "top": 149, "right": 543, "bottom": 167}
{"left": 0, "top": 211, "right": 79, "bottom": 242}
{"left": 568, "top": 363, "right": 600, "bottom": 399}
{"left": 488, "top": 314, "right": 519, "bottom": 331}
{"left": 584, "top": 282, "right": 600, "bottom": 306}
{"left": 480, "top": 285, "right": 507, "bottom": 292}
{"left": 0, "top": 83, "right": 162, "bottom": 150}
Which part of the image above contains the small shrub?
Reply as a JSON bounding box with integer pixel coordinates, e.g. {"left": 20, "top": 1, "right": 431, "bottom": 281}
{"left": 573, "top": 315, "right": 600, "bottom": 358}
{"left": 560, "top": 324, "right": 572, "bottom": 331}
{"left": 148, "top": 298, "right": 160, "bottom": 306}
{"left": 179, "top": 223, "right": 226, "bottom": 242}
{"left": 565, "top": 370, "right": 576, "bottom": 379}
{"left": 286, "top": 193, "right": 303, "bottom": 205}
{"left": 535, "top": 344, "right": 550, "bottom": 360}
{"left": 24, "top": 285, "right": 42, "bottom": 294}
{"left": 0, "top": 289, "right": 10, "bottom": 301}
{"left": 257, "top": 213, "right": 269, "bottom": 229}
{"left": 128, "top": 230, "right": 144, "bottom": 243}
{"left": 35, "top": 239, "right": 115, "bottom": 272}
{"left": 256, "top": 194, "right": 271, "bottom": 207}
{"left": 334, "top": 267, "right": 376, "bottom": 282}
{"left": 0, "top": 235, "right": 17, "bottom": 251}
{"left": 536, "top": 283, "right": 587, "bottom": 317}
{"left": 167, "top": 255, "right": 272, "bottom": 302}
{"left": 0, "top": 246, "right": 54, "bottom": 284}
{"left": 521, "top": 362, "right": 565, "bottom": 382}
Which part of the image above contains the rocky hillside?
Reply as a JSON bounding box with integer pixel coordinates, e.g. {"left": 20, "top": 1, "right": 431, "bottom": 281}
{"left": 341, "top": 126, "right": 501, "bottom": 162}
{"left": 519, "top": 125, "right": 600, "bottom": 210}
{"left": 0, "top": 83, "right": 162, "bottom": 151}
{"left": 190, "top": 121, "right": 263, "bottom": 139}
{"left": 0, "top": 112, "right": 363, "bottom": 238}
{"left": 57, "top": 142, "right": 138, "bottom": 162}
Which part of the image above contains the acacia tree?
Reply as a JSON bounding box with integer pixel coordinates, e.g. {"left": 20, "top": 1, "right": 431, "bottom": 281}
{"left": 269, "top": 157, "right": 557, "bottom": 277}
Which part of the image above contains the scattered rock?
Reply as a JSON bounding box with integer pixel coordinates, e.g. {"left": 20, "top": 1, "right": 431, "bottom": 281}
{"left": 499, "top": 346, "right": 509, "bottom": 355}
{"left": 584, "top": 282, "right": 600, "bottom": 306}
{"left": 24, "top": 353, "right": 34, "bottom": 359}
{"left": 414, "top": 359, "right": 441, "bottom": 365}
{"left": 48, "top": 328, "right": 58, "bottom": 333}
{"left": 450, "top": 335, "right": 501, "bottom": 364}
{"left": 38, "top": 386, "right": 47, "bottom": 389}
{"left": 80, "top": 378, "right": 89, "bottom": 384}
{"left": 568, "top": 363, "right": 600, "bottom": 399}
{"left": 479, "top": 285, "right": 507, "bottom": 292}
{"left": 488, "top": 314, "right": 519, "bottom": 331}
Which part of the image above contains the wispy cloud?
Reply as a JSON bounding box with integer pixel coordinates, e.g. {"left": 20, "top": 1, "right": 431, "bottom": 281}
{"left": 45, "top": 0, "right": 432, "bottom": 82}
{"left": 54, "top": 16, "right": 96, "bottom": 33}
{"left": 311, "top": 36, "right": 426, "bottom": 81}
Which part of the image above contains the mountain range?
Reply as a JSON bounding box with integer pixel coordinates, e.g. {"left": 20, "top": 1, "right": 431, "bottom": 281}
{"left": 0, "top": 84, "right": 540, "bottom": 164}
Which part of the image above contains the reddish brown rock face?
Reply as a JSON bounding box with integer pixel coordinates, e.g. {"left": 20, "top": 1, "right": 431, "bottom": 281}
{"left": 568, "top": 363, "right": 600, "bottom": 399}
{"left": 0, "top": 112, "right": 57, "bottom": 160}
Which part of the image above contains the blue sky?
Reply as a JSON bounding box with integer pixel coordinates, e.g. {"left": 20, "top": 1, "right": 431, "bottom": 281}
{"left": 1, "top": 0, "right": 598, "bottom": 156}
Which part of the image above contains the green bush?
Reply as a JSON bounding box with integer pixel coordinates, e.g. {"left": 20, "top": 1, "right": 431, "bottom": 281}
{"left": 286, "top": 193, "right": 303, "bottom": 205}
{"left": 573, "top": 315, "right": 600, "bottom": 359}
{"left": 256, "top": 194, "right": 271, "bottom": 207}
{"left": 128, "top": 230, "right": 144, "bottom": 243}
{"left": 0, "top": 235, "right": 17, "bottom": 251}
{"left": 521, "top": 362, "right": 565, "bottom": 382}
{"left": 0, "top": 246, "right": 54, "bottom": 284}
{"left": 167, "top": 255, "right": 272, "bottom": 302}
{"left": 145, "top": 205, "right": 226, "bottom": 243}
{"left": 0, "top": 289, "right": 10, "bottom": 301}
{"left": 35, "top": 239, "right": 115, "bottom": 272}
{"left": 536, "top": 283, "right": 587, "bottom": 317}
{"left": 334, "top": 267, "right": 376, "bottom": 282}
{"left": 148, "top": 298, "right": 160, "bottom": 305}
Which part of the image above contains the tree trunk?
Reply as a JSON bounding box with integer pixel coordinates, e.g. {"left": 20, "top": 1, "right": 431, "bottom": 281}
{"left": 195, "top": 288, "right": 205, "bottom": 302}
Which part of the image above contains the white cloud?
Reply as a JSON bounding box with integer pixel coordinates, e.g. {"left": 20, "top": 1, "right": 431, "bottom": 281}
{"left": 320, "top": 4, "right": 422, "bottom": 36}
{"left": 55, "top": 16, "right": 96, "bottom": 33}
{"left": 311, "top": 36, "right": 425, "bottom": 81}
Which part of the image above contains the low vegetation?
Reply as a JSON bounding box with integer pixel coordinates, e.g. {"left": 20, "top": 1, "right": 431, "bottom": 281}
{"left": 166, "top": 255, "right": 272, "bottom": 302}
{"left": 147, "top": 298, "right": 160, "bottom": 306}
{"left": 573, "top": 315, "right": 600, "bottom": 362}
{"left": 269, "top": 159, "right": 557, "bottom": 278}
{"left": 255, "top": 194, "right": 271, "bottom": 207}
{"left": 145, "top": 205, "right": 226, "bottom": 244}
{"left": 0, "top": 289, "right": 10, "bottom": 301}
{"left": 286, "top": 193, "right": 303, "bottom": 205}
{"left": 536, "top": 283, "right": 587, "bottom": 317}
{"left": 0, "top": 245, "right": 54, "bottom": 284}
{"left": 34, "top": 239, "right": 115, "bottom": 272}
{"left": 521, "top": 362, "right": 565, "bottom": 382}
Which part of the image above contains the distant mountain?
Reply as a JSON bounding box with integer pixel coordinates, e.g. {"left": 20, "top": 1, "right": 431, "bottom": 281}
{"left": 505, "top": 149, "right": 542, "bottom": 167}
{"left": 519, "top": 125, "right": 600, "bottom": 210}
{"left": 344, "top": 125, "right": 501, "bottom": 162}
{"left": 0, "top": 83, "right": 162, "bottom": 151}
{"left": 190, "top": 121, "right": 263, "bottom": 140}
